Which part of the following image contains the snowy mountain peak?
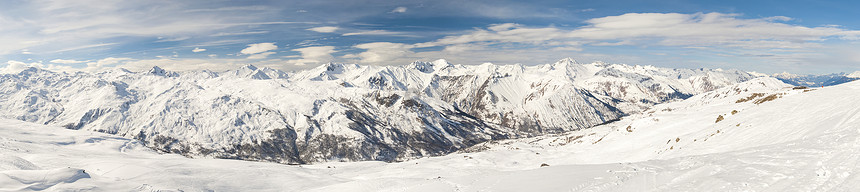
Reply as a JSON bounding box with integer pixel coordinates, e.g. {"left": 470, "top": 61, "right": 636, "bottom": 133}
{"left": 408, "top": 59, "right": 454, "bottom": 73}
{"left": 432, "top": 59, "right": 452, "bottom": 66}
{"left": 248, "top": 70, "right": 271, "bottom": 80}
{"left": 290, "top": 62, "right": 363, "bottom": 81}
{"left": 240, "top": 64, "right": 258, "bottom": 71}
{"left": 16, "top": 67, "right": 52, "bottom": 76}
{"left": 3, "top": 74, "right": 860, "bottom": 191}
{"left": 0, "top": 58, "right": 759, "bottom": 164}
{"left": 849, "top": 71, "right": 860, "bottom": 78}
{"left": 772, "top": 72, "right": 859, "bottom": 87}
{"left": 746, "top": 71, "right": 769, "bottom": 77}
{"left": 409, "top": 61, "right": 434, "bottom": 73}
{"left": 319, "top": 62, "right": 360, "bottom": 74}
{"left": 551, "top": 57, "right": 579, "bottom": 69}
{"left": 555, "top": 57, "right": 579, "bottom": 65}
{"left": 591, "top": 61, "right": 609, "bottom": 67}
{"left": 147, "top": 66, "right": 177, "bottom": 77}
{"left": 431, "top": 59, "right": 453, "bottom": 72}
{"left": 772, "top": 71, "right": 798, "bottom": 79}
{"left": 148, "top": 66, "right": 164, "bottom": 73}
{"left": 220, "top": 64, "right": 289, "bottom": 80}
{"left": 113, "top": 68, "right": 133, "bottom": 74}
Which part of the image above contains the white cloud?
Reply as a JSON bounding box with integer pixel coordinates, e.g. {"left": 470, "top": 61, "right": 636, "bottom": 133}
{"left": 83, "top": 57, "right": 133, "bottom": 72}
{"left": 307, "top": 26, "right": 339, "bottom": 33}
{"left": 414, "top": 13, "right": 860, "bottom": 52}
{"left": 5, "top": 3, "right": 860, "bottom": 74}
{"left": 487, "top": 23, "right": 519, "bottom": 31}
{"left": 345, "top": 42, "right": 416, "bottom": 64}
{"left": 46, "top": 57, "right": 301, "bottom": 73}
{"left": 113, "top": 58, "right": 242, "bottom": 72}
{"left": 3, "top": 58, "right": 138, "bottom": 74}
{"left": 192, "top": 47, "right": 206, "bottom": 52}
{"left": 340, "top": 43, "right": 600, "bottom": 67}
{"left": 764, "top": 16, "right": 793, "bottom": 22}
{"left": 342, "top": 30, "right": 411, "bottom": 36}
{"left": 50, "top": 59, "right": 87, "bottom": 64}
{"left": 336, "top": 12, "right": 860, "bottom": 69}
{"left": 155, "top": 36, "right": 191, "bottom": 42}
{"left": 30, "top": 2, "right": 282, "bottom": 36}
{"left": 191, "top": 39, "right": 250, "bottom": 47}
{"left": 247, "top": 52, "right": 276, "bottom": 59}
{"left": 111, "top": 57, "right": 308, "bottom": 72}
{"left": 390, "top": 7, "right": 407, "bottom": 13}
{"left": 415, "top": 23, "right": 567, "bottom": 48}
{"left": 287, "top": 46, "right": 337, "bottom": 66}
{"left": 5, "top": 55, "right": 325, "bottom": 74}
{"left": 182, "top": 6, "right": 271, "bottom": 13}
{"left": 569, "top": 12, "right": 859, "bottom": 48}
{"left": 51, "top": 43, "right": 119, "bottom": 53}
{"left": 210, "top": 31, "right": 270, "bottom": 37}
{"left": 0, "top": 1, "right": 297, "bottom": 56}
{"left": 442, "top": 44, "right": 486, "bottom": 53}
{"left": 240, "top": 43, "right": 277, "bottom": 55}
{"left": 1, "top": 60, "right": 76, "bottom": 74}
{"left": 1, "top": 60, "right": 38, "bottom": 74}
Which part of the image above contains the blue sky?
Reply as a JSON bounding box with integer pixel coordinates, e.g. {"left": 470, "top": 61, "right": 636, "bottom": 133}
{"left": 1, "top": 0, "right": 859, "bottom": 74}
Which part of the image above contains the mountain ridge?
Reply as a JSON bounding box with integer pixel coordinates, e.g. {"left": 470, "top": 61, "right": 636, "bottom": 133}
{"left": 0, "top": 58, "right": 754, "bottom": 164}
{"left": 771, "top": 72, "right": 859, "bottom": 87}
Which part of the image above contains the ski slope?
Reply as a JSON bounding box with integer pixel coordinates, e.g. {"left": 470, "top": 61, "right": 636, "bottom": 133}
{"left": 2, "top": 77, "right": 860, "bottom": 191}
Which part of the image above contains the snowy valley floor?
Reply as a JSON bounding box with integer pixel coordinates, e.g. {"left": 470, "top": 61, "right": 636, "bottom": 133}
{"left": 3, "top": 78, "right": 860, "bottom": 191}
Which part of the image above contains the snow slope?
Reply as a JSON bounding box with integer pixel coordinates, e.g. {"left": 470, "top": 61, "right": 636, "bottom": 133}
{"left": 3, "top": 77, "right": 860, "bottom": 191}
{"left": 0, "top": 119, "right": 346, "bottom": 191}
{"left": 317, "top": 77, "right": 860, "bottom": 191}
{"left": 0, "top": 58, "right": 751, "bottom": 164}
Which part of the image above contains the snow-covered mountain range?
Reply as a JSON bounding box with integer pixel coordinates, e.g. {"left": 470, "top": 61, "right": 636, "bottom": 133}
{"left": 849, "top": 71, "right": 860, "bottom": 78}
{"left": 3, "top": 75, "right": 859, "bottom": 191}
{"left": 0, "top": 58, "right": 754, "bottom": 164}
{"left": 772, "top": 72, "right": 859, "bottom": 87}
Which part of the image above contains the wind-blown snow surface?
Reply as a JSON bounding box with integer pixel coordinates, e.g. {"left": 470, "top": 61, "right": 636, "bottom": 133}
{"left": 3, "top": 77, "right": 860, "bottom": 191}
{"left": 0, "top": 58, "right": 752, "bottom": 164}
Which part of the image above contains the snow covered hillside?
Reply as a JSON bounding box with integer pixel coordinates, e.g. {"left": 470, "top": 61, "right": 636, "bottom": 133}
{"left": 0, "top": 58, "right": 752, "bottom": 164}
{"left": 2, "top": 77, "right": 860, "bottom": 191}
